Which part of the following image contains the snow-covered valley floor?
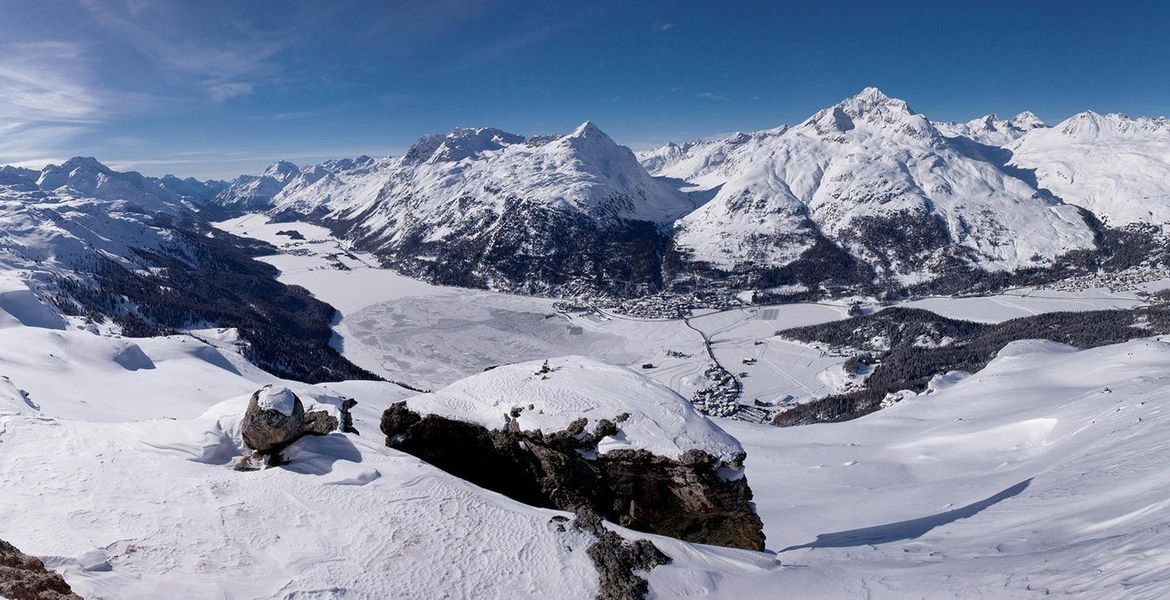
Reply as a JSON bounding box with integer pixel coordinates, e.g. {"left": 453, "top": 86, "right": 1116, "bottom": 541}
{"left": 1, "top": 215, "right": 1167, "bottom": 599}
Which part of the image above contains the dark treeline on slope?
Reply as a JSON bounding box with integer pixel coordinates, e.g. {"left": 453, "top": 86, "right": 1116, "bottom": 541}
{"left": 50, "top": 216, "right": 379, "bottom": 384}
{"left": 772, "top": 305, "right": 1170, "bottom": 426}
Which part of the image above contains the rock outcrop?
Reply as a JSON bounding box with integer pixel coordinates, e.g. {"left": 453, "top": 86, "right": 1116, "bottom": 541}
{"left": 0, "top": 539, "right": 82, "bottom": 600}
{"left": 567, "top": 508, "right": 671, "bottom": 600}
{"left": 240, "top": 386, "right": 345, "bottom": 458}
{"left": 381, "top": 402, "right": 765, "bottom": 550}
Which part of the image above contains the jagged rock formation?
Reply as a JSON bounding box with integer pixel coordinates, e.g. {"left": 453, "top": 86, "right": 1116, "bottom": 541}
{"left": 381, "top": 402, "right": 765, "bottom": 550}
{"left": 0, "top": 539, "right": 82, "bottom": 600}
{"left": 241, "top": 385, "right": 344, "bottom": 457}
{"left": 565, "top": 508, "right": 671, "bottom": 600}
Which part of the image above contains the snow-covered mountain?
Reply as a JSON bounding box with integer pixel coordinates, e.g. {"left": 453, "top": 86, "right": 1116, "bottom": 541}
{"left": 936, "top": 112, "right": 1047, "bottom": 146}
{"left": 13, "top": 87, "right": 1170, "bottom": 302}
{"left": 243, "top": 122, "right": 696, "bottom": 296}
{"left": 215, "top": 160, "right": 308, "bottom": 211}
{"left": 0, "top": 158, "right": 197, "bottom": 275}
{"left": 649, "top": 88, "right": 1097, "bottom": 283}
{"left": 1008, "top": 111, "right": 1170, "bottom": 226}
{"left": 0, "top": 157, "right": 374, "bottom": 383}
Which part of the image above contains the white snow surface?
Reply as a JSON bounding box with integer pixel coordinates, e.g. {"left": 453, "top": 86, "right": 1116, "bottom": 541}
{"left": 3, "top": 218, "right": 1170, "bottom": 597}
{"left": 651, "top": 337, "right": 1170, "bottom": 599}
{"left": 262, "top": 122, "right": 695, "bottom": 251}
{"left": 256, "top": 385, "right": 298, "bottom": 416}
{"left": 936, "top": 111, "right": 1047, "bottom": 146}
{"left": 647, "top": 88, "right": 1097, "bottom": 277}
{"left": 406, "top": 356, "right": 745, "bottom": 462}
{"left": 1008, "top": 111, "right": 1170, "bottom": 226}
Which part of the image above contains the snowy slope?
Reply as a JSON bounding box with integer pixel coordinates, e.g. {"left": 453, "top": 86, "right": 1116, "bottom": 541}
{"left": 662, "top": 88, "right": 1097, "bottom": 280}
{"left": 259, "top": 122, "right": 694, "bottom": 296}
{"left": 407, "top": 356, "right": 744, "bottom": 462}
{"left": 5, "top": 279, "right": 1170, "bottom": 598}
{"left": 1009, "top": 111, "right": 1170, "bottom": 226}
{"left": 661, "top": 337, "right": 1170, "bottom": 599}
{"left": 272, "top": 121, "right": 693, "bottom": 229}
{"left": 0, "top": 282, "right": 602, "bottom": 599}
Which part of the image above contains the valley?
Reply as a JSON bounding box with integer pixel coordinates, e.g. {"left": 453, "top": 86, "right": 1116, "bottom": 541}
{"left": 3, "top": 81, "right": 1170, "bottom": 599}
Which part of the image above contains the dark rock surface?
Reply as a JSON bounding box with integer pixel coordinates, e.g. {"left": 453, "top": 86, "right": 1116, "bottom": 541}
{"left": 0, "top": 539, "right": 82, "bottom": 600}
{"left": 571, "top": 507, "right": 671, "bottom": 600}
{"left": 241, "top": 386, "right": 349, "bottom": 458}
{"left": 381, "top": 402, "right": 765, "bottom": 550}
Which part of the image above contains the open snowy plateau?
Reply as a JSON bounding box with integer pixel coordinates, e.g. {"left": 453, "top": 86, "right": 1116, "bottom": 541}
{"left": 0, "top": 214, "right": 1168, "bottom": 598}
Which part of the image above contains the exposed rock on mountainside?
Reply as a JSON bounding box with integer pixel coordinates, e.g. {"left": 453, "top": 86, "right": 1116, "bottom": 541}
{"left": 381, "top": 403, "right": 764, "bottom": 550}
{"left": 568, "top": 507, "right": 671, "bottom": 600}
{"left": 0, "top": 539, "right": 82, "bottom": 600}
{"left": 379, "top": 357, "right": 765, "bottom": 550}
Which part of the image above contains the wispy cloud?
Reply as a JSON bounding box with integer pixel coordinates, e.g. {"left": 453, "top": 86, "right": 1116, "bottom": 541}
{"left": 697, "top": 91, "right": 730, "bottom": 101}
{"left": 654, "top": 22, "right": 675, "bottom": 31}
{"left": 449, "top": 22, "right": 569, "bottom": 70}
{"left": 208, "top": 82, "right": 256, "bottom": 103}
{"left": 0, "top": 41, "right": 122, "bottom": 165}
{"left": 78, "top": 0, "right": 286, "bottom": 103}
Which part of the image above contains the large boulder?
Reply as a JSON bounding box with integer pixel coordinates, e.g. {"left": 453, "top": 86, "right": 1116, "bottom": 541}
{"left": 380, "top": 357, "right": 766, "bottom": 550}
{"left": 241, "top": 386, "right": 342, "bottom": 456}
{"left": 0, "top": 539, "right": 82, "bottom": 600}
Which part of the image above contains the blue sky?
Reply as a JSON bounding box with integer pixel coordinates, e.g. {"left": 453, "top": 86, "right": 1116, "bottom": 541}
{"left": 2, "top": 0, "right": 1168, "bottom": 179}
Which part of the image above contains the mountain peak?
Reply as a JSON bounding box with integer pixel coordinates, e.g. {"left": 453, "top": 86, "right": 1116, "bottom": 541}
{"left": 853, "top": 86, "right": 890, "bottom": 103}
{"left": 57, "top": 156, "right": 111, "bottom": 172}
{"left": 839, "top": 86, "right": 911, "bottom": 116}
{"left": 263, "top": 161, "right": 300, "bottom": 182}
{"left": 561, "top": 120, "right": 620, "bottom": 153}
{"left": 569, "top": 120, "right": 604, "bottom": 138}
{"left": 1011, "top": 111, "right": 1046, "bottom": 130}
{"left": 799, "top": 87, "right": 936, "bottom": 141}
{"left": 404, "top": 127, "right": 524, "bottom": 165}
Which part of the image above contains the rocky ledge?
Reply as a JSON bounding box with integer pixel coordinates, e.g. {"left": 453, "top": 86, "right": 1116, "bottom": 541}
{"left": 380, "top": 359, "right": 766, "bottom": 551}
{"left": 0, "top": 539, "right": 82, "bottom": 600}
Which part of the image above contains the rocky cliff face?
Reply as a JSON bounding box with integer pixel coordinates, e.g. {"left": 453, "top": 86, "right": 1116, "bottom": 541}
{"left": 0, "top": 539, "right": 82, "bottom": 600}
{"left": 381, "top": 402, "right": 765, "bottom": 550}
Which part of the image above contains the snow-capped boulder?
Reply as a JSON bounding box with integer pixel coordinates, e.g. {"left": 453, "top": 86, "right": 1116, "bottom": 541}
{"left": 0, "top": 538, "right": 82, "bottom": 600}
{"left": 380, "top": 357, "right": 765, "bottom": 550}
{"left": 240, "top": 385, "right": 341, "bottom": 456}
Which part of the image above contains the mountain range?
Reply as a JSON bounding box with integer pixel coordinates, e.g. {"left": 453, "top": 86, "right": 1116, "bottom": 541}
{"left": 6, "top": 87, "right": 1170, "bottom": 300}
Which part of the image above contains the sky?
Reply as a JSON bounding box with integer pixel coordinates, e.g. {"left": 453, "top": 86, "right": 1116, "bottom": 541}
{"left": 2, "top": 0, "right": 1169, "bottom": 179}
